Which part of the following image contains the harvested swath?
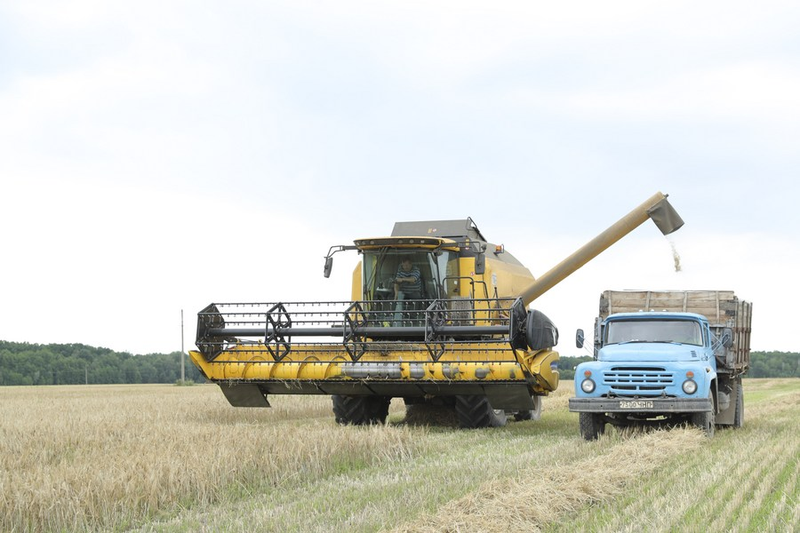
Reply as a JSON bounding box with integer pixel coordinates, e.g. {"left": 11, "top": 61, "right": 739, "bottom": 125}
{"left": 392, "top": 428, "right": 706, "bottom": 533}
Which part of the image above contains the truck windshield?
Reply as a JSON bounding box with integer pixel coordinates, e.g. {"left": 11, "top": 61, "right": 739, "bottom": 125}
{"left": 606, "top": 319, "right": 703, "bottom": 346}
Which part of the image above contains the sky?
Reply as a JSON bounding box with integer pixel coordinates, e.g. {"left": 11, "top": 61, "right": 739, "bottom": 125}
{"left": 1, "top": 1, "right": 799, "bottom": 356}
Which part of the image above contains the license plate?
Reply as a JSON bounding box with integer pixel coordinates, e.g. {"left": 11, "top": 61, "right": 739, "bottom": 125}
{"left": 619, "top": 400, "right": 654, "bottom": 409}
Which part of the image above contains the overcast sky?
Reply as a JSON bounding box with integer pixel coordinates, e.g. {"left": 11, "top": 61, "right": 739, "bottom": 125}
{"left": 1, "top": 1, "right": 798, "bottom": 355}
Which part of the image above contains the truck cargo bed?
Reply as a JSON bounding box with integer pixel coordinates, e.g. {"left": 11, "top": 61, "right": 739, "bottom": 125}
{"left": 598, "top": 290, "right": 752, "bottom": 374}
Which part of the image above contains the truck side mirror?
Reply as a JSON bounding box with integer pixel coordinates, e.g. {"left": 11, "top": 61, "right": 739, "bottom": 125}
{"left": 721, "top": 328, "right": 733, "bottom": 348}
{"left": 323, "top": 256, "right": 333, "bottom": 278}
{"left": 576, "top": 329, "right": 585, "bottom": 349}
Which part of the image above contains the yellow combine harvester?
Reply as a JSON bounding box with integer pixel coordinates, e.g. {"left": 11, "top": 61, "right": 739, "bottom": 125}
{"left": 189, "top": 192, "right": 684, "bottom": 428}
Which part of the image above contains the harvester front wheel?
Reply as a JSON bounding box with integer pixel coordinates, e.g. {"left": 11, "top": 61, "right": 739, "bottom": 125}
{"left": 578, "top": 412, "right": 605, "bottom": 440}
{"left": 455, "top": 395, "right": 507, "bottom": 428}
{"left": 514, "top": 395, "right": 542, "bottom": 421}
{"left": 332, "top": 395, "right": 390, "bottom": 425}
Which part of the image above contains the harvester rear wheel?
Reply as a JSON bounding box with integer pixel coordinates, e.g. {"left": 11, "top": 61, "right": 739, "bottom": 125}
{"left": 578, "top": 412, "right": 605, "bottom": 440}
{"left": 332, "top": 395, "right": 390, "bottom": 425}
{"left": 455, "top": 395, "right": 507, "bottom": 428}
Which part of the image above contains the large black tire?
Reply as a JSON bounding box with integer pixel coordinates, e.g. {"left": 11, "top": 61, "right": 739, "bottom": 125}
{"left": 455, "top": 395, "right": 507, "bottom": 428}
{"left": 733, "top": 379, "right": 744, "bottom": 428}
{"left": 514, "top": 395, "right": 543, "bottom": 421}
{"left": 579, "top": 412, "right": 605, "bottom": 441}
{"left": 332, "top": 395, "right": 390, "bottom": 425}
{"left": 691, "top": 392, "right": 716, "bottom": 437}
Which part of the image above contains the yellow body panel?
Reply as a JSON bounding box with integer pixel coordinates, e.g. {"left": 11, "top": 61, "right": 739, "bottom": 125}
{"left": 484, "top": 258, "right": 537, "bottom": 300}
{"left": 351, "top": 261, "right": 362, "bottom": 302}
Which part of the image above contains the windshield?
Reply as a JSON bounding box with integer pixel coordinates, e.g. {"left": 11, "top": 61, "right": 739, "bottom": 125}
{"left": 361, "top": 249, "right": 458, "bottom": 300}
{"left": 605, "top": 319, "right": 703, "bottom": 346}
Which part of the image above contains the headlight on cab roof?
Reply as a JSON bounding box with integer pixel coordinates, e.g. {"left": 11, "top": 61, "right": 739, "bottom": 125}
{"left": 581, "top": 378, "right": 596, "bottom": 393}
{"left": 682, "top": 379, "right": 698, "bottom": 395}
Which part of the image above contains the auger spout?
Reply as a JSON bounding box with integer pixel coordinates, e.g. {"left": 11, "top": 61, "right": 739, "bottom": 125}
{"left": 519, "top": 191, "right": 684, "bottom": 307}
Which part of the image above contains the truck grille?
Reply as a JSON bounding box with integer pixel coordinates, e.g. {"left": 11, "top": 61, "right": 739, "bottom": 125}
{"left": 603, "top": 367, "right": 674, "bottom": 393}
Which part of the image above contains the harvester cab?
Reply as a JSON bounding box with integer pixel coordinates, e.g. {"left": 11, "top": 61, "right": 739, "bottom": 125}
{"left": 325, "top": 218, "right": 489, "bottom": 298}
{"left": 324, "top": 218, "right": 533, "bottom": 335}
{"left": 190, "top": 192, "right": 683, "bottom": 429}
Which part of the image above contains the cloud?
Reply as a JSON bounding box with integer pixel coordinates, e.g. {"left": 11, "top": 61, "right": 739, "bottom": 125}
{"left": 1, "top": 177, "right": 357, "bottom": 353}
{"left": 1, "top": 0, "right": 798, "bottom": 354}
{"left": 556, "top": 63, "right": 800, "bottom": 126}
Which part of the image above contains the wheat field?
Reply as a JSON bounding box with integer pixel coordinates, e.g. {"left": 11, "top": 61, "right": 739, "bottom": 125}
{"left": 0, "top": 379, "right": 797, "bottom": 532}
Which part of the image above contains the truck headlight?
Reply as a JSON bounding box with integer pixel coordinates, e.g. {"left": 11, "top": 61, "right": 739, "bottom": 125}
{"left": 581, "top": 379, "right": 596, "bottom": 393}
{"left": 682, "top": 379, "right": 697, "bottom": 394}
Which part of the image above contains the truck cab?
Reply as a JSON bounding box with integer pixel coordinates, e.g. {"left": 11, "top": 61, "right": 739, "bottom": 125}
{"left": 570, "top": 311, "right": 731, "bottom": 439}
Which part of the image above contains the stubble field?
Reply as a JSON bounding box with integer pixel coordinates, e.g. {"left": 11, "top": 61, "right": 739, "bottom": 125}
{"left": 1, "top": 379, "right": 797, "bottom": 532}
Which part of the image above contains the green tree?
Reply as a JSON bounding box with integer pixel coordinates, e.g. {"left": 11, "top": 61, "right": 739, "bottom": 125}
{"left": 558, "top": 356, "right": 593, "bottom": 381}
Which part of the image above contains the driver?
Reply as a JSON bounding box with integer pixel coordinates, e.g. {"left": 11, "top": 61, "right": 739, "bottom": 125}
{"left": 394, "top": 259, "right": 422, "bottom": 299}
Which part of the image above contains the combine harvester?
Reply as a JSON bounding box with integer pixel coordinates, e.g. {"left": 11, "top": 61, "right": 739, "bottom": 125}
{"left": 189, "top": 192, "right": 684, "bottom": 428}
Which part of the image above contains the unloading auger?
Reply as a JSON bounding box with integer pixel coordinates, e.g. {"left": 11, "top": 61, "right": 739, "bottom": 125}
{"left": 189, "top": 192, "right": 683, "bottom": 428}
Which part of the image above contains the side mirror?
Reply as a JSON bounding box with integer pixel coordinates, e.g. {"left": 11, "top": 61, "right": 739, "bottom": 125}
{"left": 323, "top": 256, "right": 333, "bottom": 278}
{"left": 576, "top": 329, "right": 585, "bottom": 349}
{"left": 721, "top": 328, "right": 733, "bottom": 348}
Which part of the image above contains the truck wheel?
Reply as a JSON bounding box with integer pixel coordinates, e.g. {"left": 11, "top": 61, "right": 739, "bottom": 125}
{"left": 733, "top": 380, "right": 744, "bottom": 428}
{"left": 691, "top": 392, "right": 716, "bottom": 437}
{"left": 332, "top": 395, "right": 390, "bottom": 425}
{"left": 514, "top": 395, "right": 543, "bottom": 421}
{"left": 579, "top": 412, "right": 605, "bottom": 440}
{"left": 455, "top": 395, "right": 507, "bottom": 428}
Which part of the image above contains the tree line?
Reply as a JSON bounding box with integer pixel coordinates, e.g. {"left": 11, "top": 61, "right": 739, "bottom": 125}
{"left": 0, "top": 340, "right": 797, "bottom": 386}
{"left": 0, "top": 341, "right": 204, "bottom": 385}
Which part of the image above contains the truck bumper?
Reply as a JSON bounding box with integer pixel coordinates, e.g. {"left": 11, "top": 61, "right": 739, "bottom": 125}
{"left": 569, "top": 397, "right": 712, "bottom": 413}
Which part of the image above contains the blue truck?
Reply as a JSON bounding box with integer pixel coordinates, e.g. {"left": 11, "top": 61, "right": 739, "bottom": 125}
{"left": 569, "top": 290, "right": 752, "bottom": 439}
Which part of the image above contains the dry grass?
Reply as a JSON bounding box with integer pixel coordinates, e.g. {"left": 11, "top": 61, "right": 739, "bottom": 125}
{"left": 1, "top": 379, "right": 797, "bottom": 532}
{"left": 0, "top": 385, "right": 422, "bottom": 532}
